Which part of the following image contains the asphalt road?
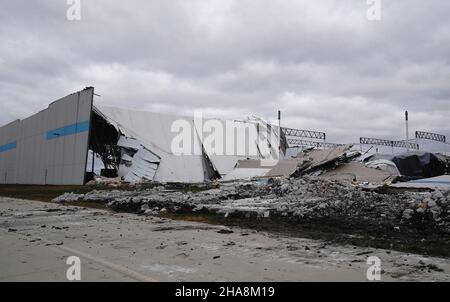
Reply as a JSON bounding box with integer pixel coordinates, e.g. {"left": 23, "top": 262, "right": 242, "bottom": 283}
{"left": 0, "top": 197, "right": 449, "bottom": 282}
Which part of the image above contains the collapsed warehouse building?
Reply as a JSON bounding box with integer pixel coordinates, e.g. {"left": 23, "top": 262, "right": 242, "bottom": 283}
{"left": 1, "top": 87, "right": 448, "bottom": 186}
{"left": 0, "top": 87, "right": 286, "bottom": 185}
{"left": 90, "top": 106, "right": 287, "bottom": 183}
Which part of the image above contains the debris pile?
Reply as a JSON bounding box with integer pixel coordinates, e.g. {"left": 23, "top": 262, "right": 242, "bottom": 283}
{"left": 53, "top": 145, "right": 450, "bottom": 255}
{"left": 85, "top": 176, "right": 124, "bottom": 187}
{"left": 223, "top": 145, "right": 361, "bottom": 180}
{"left": 291, "top": 145, "right": 361, "bottom": 177}
{"left": 53, "top": 176, "right": 450, "bottom": 235}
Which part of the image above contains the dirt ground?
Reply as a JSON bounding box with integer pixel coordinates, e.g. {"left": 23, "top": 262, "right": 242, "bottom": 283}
{"left": 0, "top": 184, "right": 143, "bottom": 202}
{"left": 160, "top": 212, "right": 450, "bottom": 258}
{"left": 0, "top": 183, "right": 207, "bottom": 202}
{"left": 0, "top": 197, "right": 449, "bottom": 281}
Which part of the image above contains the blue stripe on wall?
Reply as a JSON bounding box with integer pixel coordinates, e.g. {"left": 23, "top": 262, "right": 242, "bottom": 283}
{"left": 47, "top": 120, "right": 90, "bottom": 140}
{"left": 0, "top": 141, "right": 17, "bottom": 153}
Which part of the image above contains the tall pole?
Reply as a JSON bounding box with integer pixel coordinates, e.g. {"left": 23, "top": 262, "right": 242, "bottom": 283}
{"left": 405, "top": 111, "right": 410, "bottom": 153}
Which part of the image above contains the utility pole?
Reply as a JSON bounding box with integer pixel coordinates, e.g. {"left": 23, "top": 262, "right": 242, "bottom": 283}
{"left": 405, "top": 111, "right": 410, "bottom": 153}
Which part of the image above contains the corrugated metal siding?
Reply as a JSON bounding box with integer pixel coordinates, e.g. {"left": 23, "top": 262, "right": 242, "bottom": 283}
{"left": 0, "top": 88, "right": 94, "bottom": 185}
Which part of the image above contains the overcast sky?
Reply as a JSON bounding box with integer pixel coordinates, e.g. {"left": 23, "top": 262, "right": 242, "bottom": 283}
{"left": 1, "top": 0, "right": 449, "bottom": 145}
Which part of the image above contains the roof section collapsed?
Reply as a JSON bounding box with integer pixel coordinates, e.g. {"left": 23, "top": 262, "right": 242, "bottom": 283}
{"left": 1, "top": 88, "right": 448, "bottom": 186}
{"left": 89, "top": 106, "right": 285, "bottom": 183}
{"left": 89, "top": 104, "right": 450, "bottom": 186}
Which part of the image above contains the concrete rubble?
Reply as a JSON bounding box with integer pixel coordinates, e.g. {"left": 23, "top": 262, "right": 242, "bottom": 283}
{"left": 53, "top": 177, "right": 450, "bottom": 227}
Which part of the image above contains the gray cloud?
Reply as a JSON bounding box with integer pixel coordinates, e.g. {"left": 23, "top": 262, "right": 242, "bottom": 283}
{"left": 1, "top": 0, "right": 449, "bottom": 147}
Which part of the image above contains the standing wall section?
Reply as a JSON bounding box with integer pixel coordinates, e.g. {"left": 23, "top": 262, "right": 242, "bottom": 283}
{"left": 0, "top": 87, "right": 94, "bottom": 185}
{"left": 0, "top": 120, "right": 20, "bottom": 184}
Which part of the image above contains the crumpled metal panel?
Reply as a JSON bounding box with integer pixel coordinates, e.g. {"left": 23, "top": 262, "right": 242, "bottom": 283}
{"left": 117, "top": 135, "right": 160, "bottom": 182}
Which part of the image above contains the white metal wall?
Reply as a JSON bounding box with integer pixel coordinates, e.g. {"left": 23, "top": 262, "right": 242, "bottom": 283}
{"left": 0, "top": 120, "right": 19, "bottom": 183}
{"left": 0, "top": 88, "right": 94, "bottom": 185}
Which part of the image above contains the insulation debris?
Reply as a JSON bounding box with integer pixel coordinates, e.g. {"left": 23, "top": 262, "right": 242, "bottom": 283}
{"left": 365, "top": 159, "right": 401, "bottom": 176}
{"left": 364, "top": 152, "right": 449, "bottom": 179}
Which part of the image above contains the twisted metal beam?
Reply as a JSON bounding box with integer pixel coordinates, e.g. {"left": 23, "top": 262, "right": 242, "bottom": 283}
{"left": 360, "top": 137, "right": 419, "bottom": 150}
{"left": 282, "top": 127, "right": 326, "bottom": 140}
{"left": 415, "top": 131, "right": 446, "bottom": 143}
{"left": 288, "top": 139, "right": 344, "bottom": 149}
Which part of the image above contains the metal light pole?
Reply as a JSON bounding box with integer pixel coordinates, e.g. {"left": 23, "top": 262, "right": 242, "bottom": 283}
{"left": 405, "top": 111, "right": 410, "bottom": 153}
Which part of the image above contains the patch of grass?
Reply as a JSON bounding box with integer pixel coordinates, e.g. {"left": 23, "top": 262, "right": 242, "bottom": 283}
{"left": 0, "top": 185, "right": 94, "bottom": 202}
{"left": 0, "top": 184, "right": 135, "bottom": 202}
{"left": 0, "top": 181, "right": 216, "bottom": 203}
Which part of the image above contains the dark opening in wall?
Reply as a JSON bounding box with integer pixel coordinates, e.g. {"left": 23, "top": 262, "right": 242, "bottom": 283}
{"left": 88, "top": 108, "right": 121, "bottom": 174}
